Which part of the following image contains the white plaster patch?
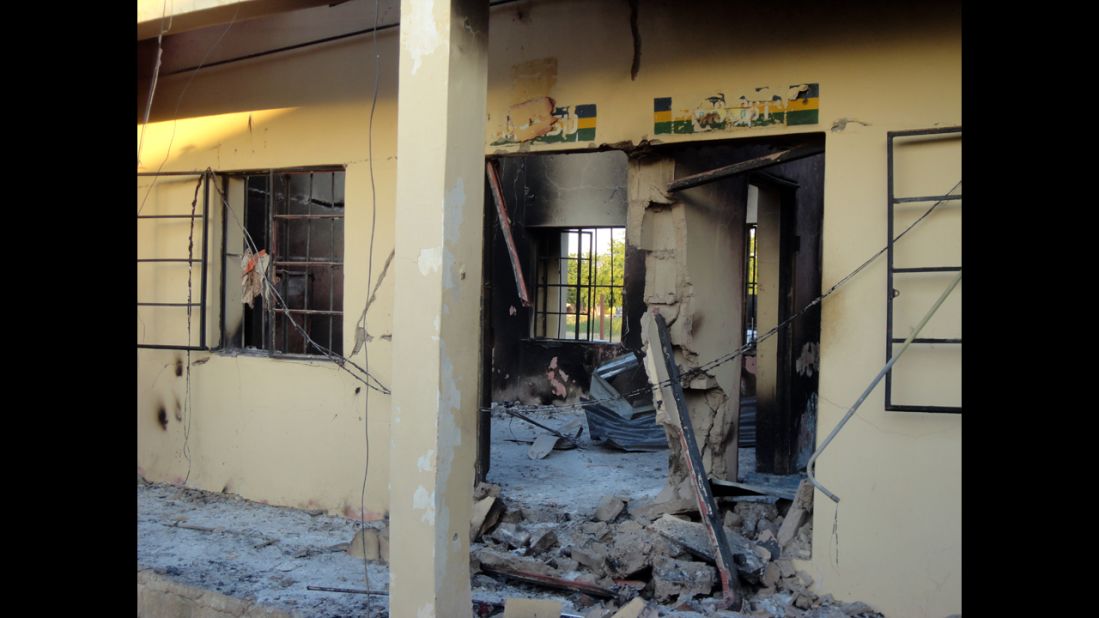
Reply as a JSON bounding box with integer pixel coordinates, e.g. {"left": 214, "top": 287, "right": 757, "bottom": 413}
{"left": 417, "top": 602, "right": 435, "bottom": 618}
{"left": 405, "top": 0, "right": 440, "bottom": 76}
{"left": 418, "top": 247, "right": 443, "bottom": 276}
{"left": 444, "top": 179, "right": 465, "bottom": 244}
{"left": 412, "top": 485, "right": 436, "bottom": 524}
{"left": 417, "top": 449, "right": 435, "bottom": 472}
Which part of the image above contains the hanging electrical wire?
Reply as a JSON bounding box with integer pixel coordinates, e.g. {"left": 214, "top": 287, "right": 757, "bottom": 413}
{"left": 210, "top": 179, "right": 391, "bottom": 395}
{"left": 488, "top": 180, "right": 962, "bottom": 417}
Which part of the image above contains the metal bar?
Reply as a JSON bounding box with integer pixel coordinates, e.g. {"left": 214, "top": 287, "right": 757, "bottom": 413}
{"left": 890, "top": 338, "right": 962, "bottom": 344}
{"left": 267, "top": 171, "right": 274, "bottom": 352}
{"left": 137, "top": 258, "right": 200, "bottom": 263}
{"left": 667, "top": 143, "right": 823, "bottom": 192}
{"left": 885, "top": 134, "right": 896, "bottom": 408}
{"left": 893, "top": 266, "right": 962, "bottom": 273}
{"left": 305, "top": 586, "right": 388, "bottom": 596}
{"left": 887, "top": 404, "right": 963, "bottom": 413}
{"left": 495, "top": 406, "right": 583, "bottom": 449}
{"left": 479, "top": 565, "right": 615, "bottom": 599}
{"left": 200, "top": 171, "right": 209, "bottom": 349}
{"left": 138, "top": 302, "right": 202, "bottom": 307}
{"left": 273, "top": 260, "right": 344, "bottom": 267}
{"left": 280, "top": 308, "right": 344, "bottom": 316}
{"left": 810, "top": 271, "right": 962, "bottom": 503}
{"left": 887, "top": 126, "right": 962, "bottom": 137}
{"left": 648, "top": 312, "right": 741, "bottom": 609}
{"left": 574, "top": 231, "right": 581, "bottom": 340}
{"left": 219, "top": 174, "right": 228, "bottom": 349}
{"left": 137, "top": 344, "right": 207, "bottom": 350}
{"left": 892, "top": 193, "right": 962, "bottom": 203}
{"left": 303, "top": 174, "right": 313, "bottom": 354}
{"left": 136, "top": 171, "right": 205, "bottom": 176}
{"left": 485, "top": 161, "right": 532, "bottom": 307}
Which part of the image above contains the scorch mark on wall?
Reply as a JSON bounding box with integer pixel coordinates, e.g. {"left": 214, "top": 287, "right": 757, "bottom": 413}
{"left": 654, "top": 83, "right": 819, "bottom": 135}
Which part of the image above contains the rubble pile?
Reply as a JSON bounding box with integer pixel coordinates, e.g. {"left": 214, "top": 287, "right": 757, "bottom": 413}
{"left": 468, "top": 482, "right": 883, "bottom": 618}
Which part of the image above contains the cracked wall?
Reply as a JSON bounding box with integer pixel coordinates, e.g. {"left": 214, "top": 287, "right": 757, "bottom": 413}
{"left": 630, "top": 154, "right": 745, "bottom": 484}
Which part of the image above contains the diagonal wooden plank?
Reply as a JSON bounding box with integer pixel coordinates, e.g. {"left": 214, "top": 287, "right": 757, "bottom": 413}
{"left": 486, "top": 161, "right": 532, "bottom": 307}
{"left": 666, "top": 143, "right": 823, "bottom": 192}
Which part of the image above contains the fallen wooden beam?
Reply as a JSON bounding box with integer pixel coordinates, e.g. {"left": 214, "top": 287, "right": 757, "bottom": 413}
{"left": 666, "top": 143, "right": 823, "bottom": 192}
{"left": 486, "top": 161, "right": 532, "bottom": 307}
{"left": 640, "top": 311, "right": 742, "bottom": 610}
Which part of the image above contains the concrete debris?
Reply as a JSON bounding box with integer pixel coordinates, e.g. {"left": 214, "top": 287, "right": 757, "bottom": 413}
{"left": 471, "top": 494, "right": 506, "bottom": 541}
{"left": 492, "top": 523, "right": 532, "bottom": 549}
{"left": 649, "top": 514, "right": 765, "bottom": 582}
{"left": 503, "top": 597, "right": 564, "bottom": 617}
{"left": 346, "top": 528, "right": 380, "bottom": 561}
{"left": 528, "top": 529, "right": 559, "bottom": 555}
{"left": 777, "top": 480, "right": 814, "bottom": 548}
{"left": 610, "top": 597, "right": 660, "bottom": 618}
{"left": 595, "top": 496, "right": 627, "bottom": 522}
{"left": 474, "top": 481, "right": 503, "bottom": 501}
{"left": 651, "top": 556, "right": 716, "bottom": 602}
{"left": 581, "top": 521, "right": 612, "bottom": 540}
{"left": 529, "top": 433, "right": 560, "bottom": 459}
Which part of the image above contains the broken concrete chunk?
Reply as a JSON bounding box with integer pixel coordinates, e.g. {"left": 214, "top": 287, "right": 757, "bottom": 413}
{"left": 723, "top": 510, "right": 741, "bottom": 529}
{"left": 527, "top": 529, "right": 558, "bottom": 555}
{"left": 528, "top": 434, "right": 559, "bottom": 460}
{"left": 651, "top": 556, "right": 716, "bottom": 602}
{"left": 650, "top": 514, "right": 765, "bottom": 582}
{"left": 611, "top": 597, "right": 660, "bottom": 618}
{"left": 595, "top": 496, "right": 627, "bottom": 522}
{"left": 777, "top": 559, "right": 796, "bottom": 578}
{"left": 804, "top": 607, "right": 847, "bottom": 618}
{"left": 761, "top": 562, "right": 782, "bottom": 588}
{"left": 470, "top": 495, "right": 506, "bottom": 542}
{"left": 502, "top": 597, "right": 563, "bottom": 618}
{"left": 581, "top": 521, "right": 611, "bottom": 540}
{"left": 491, "top": 523, "right": 531, "bottom": 549}
{"left": 570, "top": 545, "right": 610, "bottom": 577}
{"left": 473, "top": 482, "right": 502, "bottom": 501}
{"left": 584, "top": 607, "right": 615, "bottom": 618}
{"left": 778, "top": 480, "right": 814, "bottom": 548}
{"left": 347, "top": 528, "right": 380, "bottom": 561}
{"left": 797, "top": 570, "right": 814, "bottom": 587}
{"left": 475, "top": 547, "right": 560, "bottom": 578}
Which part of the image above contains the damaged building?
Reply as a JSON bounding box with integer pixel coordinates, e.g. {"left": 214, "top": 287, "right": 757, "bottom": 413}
{"left": 137, "top": 0, "right": 962, "bottom": 616}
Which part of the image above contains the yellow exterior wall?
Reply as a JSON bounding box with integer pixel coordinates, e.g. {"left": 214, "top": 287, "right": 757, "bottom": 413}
{"left": 137, "top": 1, "right": 960, "bottom": 614}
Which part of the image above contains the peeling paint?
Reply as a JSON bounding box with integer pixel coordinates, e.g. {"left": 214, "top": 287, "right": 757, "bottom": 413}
{"left": 654, "top": 83, "right": 819, "bottom": 134}
{"left": 412, "top": 485, "right": 435, "bottom": 524}
{"left": 404, "top": 0, "right": 441, "bottom": 76}
{"left": 493, "top": 99, "right": 596, "bottom": 145}
{"left": 417, "top": 449, "right": 435, "bottom": 472}
{"left": 417, "top": 247, "right": 443, "bottom": 276}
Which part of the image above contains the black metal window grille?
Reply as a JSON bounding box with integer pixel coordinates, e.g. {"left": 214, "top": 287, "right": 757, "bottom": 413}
{"left": 885, "top": 127, "right": 961, "bottom": 413}
{"left": 533, "top": 227, "right": 625, "bottom": 343}
{"left": 137, "top": 171, "right": 210, "bottom": 351}
{"left": 224, "top": 169, "right": 345, "bottom": 357}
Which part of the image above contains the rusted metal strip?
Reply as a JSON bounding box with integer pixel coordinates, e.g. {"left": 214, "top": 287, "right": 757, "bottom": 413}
{"left": 485, "top": 161, "right": 532, "bottom": 307}
{"left": 643, "top": 311, "right": 742, "bottom": 609}
{"left": 480, "top": 565, "right": 617, "bottom": 599}
{"left": 667, "top": 143, "right": 823, "bottom": 192}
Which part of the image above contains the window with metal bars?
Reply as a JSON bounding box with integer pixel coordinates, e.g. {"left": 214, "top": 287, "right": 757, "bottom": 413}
{"left": 532, "top": 227, "right": 625, "bottom": 343}
{"left": 224, "top": 169, "right": 345, "bottom": 357}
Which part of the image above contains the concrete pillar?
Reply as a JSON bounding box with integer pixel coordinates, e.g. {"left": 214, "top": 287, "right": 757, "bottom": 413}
{"left": 389, "top": 1, "right": 488, "bottom": 616}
